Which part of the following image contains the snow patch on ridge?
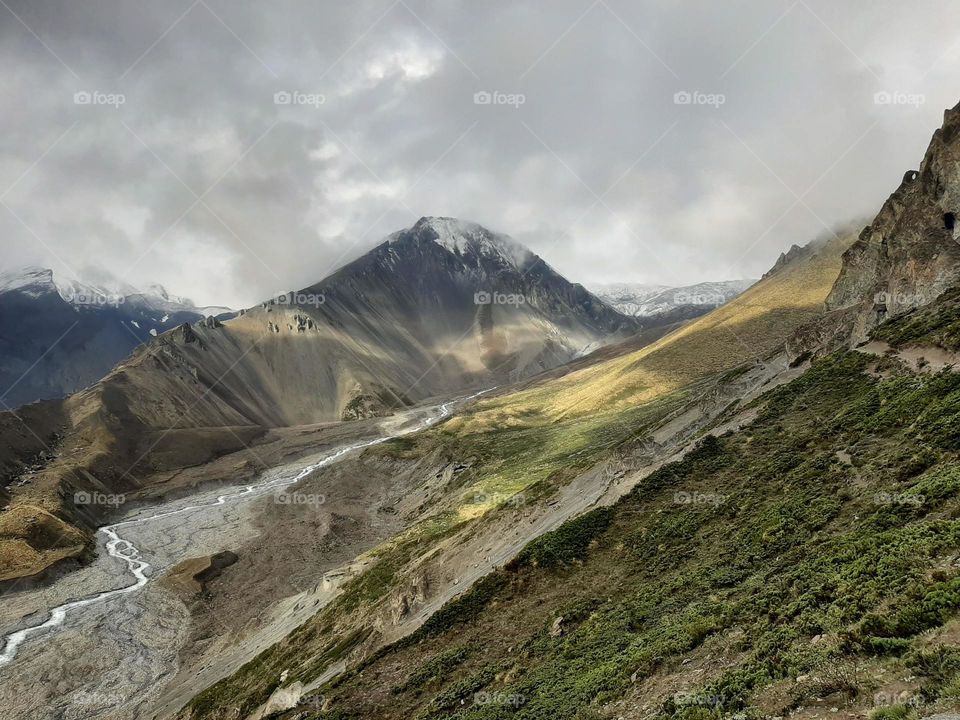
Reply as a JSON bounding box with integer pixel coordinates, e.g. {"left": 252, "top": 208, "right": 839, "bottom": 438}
{"left": 391, "top": 216, "right": 533, "bottom": 269}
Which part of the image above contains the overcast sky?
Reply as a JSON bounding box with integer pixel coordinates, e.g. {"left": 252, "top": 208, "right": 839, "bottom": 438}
{"left": 1, "top": 0, "right": 959, "bottom": 307}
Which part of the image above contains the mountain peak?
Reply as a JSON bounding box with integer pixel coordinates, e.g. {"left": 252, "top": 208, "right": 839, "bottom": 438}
{"left": 391, "top": 216, "right": 533, "bottom": 269}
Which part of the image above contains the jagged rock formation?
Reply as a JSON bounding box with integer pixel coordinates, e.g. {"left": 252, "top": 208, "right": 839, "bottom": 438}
{"left": 825, "top": 102, "right": 960, "bottom": 342}
{"left": 762, "top": 243, "right": 812, "bottom": 278}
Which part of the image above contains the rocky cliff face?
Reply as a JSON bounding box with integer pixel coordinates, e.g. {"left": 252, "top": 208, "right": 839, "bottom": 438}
{"left": 825, "top": 102, "right": 960, "bottom": 342}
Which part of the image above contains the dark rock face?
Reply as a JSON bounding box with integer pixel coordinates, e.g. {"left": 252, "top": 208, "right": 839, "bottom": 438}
{"left": 825, "top": 102, "right": 960, "bottom": 341}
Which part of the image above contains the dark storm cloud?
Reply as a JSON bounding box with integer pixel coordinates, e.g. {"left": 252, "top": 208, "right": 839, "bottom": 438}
{"left": 1, "top": 0, "right": 959, "bottom": 306}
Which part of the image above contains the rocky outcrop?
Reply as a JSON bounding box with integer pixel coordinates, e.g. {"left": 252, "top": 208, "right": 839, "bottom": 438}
{"left": 176, "top": 322, "right": 200, "bottom": 344}
{"left": 763, "top": 243, "right": 812, "bottom": 279}
{"left": 825, "top": 102, "right": 960, "bottom": 342}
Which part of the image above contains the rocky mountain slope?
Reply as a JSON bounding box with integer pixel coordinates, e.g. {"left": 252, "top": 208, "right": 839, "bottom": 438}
{"left": 84, "top": 216, "right": 638, "bottom": 430}
{"left": 0, "top": 267, "right": 232, "bottom": 408}
{"left": 590, "top": 279, "right": 756, "bottom": 324}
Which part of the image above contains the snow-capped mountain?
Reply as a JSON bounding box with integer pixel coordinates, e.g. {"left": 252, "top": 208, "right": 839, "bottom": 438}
{"left": 591, "top": 279, "right": 757, "bottom": 322}
{"left": 0, "top": 266, "right": 233, "bottom": 407}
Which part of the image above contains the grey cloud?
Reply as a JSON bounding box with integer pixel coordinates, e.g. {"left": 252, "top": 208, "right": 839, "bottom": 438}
{"left": 1, "top": 0, "right": 959, "bottom": 306}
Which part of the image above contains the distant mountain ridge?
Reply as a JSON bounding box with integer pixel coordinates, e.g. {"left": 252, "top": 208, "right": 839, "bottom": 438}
{"left": 0, "top": 266, "right": 233, "bottom": 407}
{"left": 126, "top": 215, "right": 642, "bottom": 427}
{"left": 590, "top": 278, "right": 756, "bottom": 323}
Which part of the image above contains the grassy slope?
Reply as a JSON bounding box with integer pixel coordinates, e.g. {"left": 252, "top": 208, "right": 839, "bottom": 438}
{"left": 183, "top": 382, "right": 700, "bottom": 720}
{"left": 306, "top": 347, "right": 960, "bottom": 720}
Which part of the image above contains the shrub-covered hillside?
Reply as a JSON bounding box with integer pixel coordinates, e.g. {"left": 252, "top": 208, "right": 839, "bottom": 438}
{"left": 299, "top": 349, "right": 960, "bottom": 720}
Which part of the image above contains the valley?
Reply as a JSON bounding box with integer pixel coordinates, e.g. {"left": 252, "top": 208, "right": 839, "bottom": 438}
{"left": 3, "top": 7, "right": 960, "bottom": 717}
{"left": 0, "top": 396, "right": 482, "bottom": 719}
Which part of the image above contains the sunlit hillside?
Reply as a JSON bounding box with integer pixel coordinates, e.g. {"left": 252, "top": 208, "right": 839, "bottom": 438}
{"left": 454, "top": 230, "right": 855, "bottom": 427}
